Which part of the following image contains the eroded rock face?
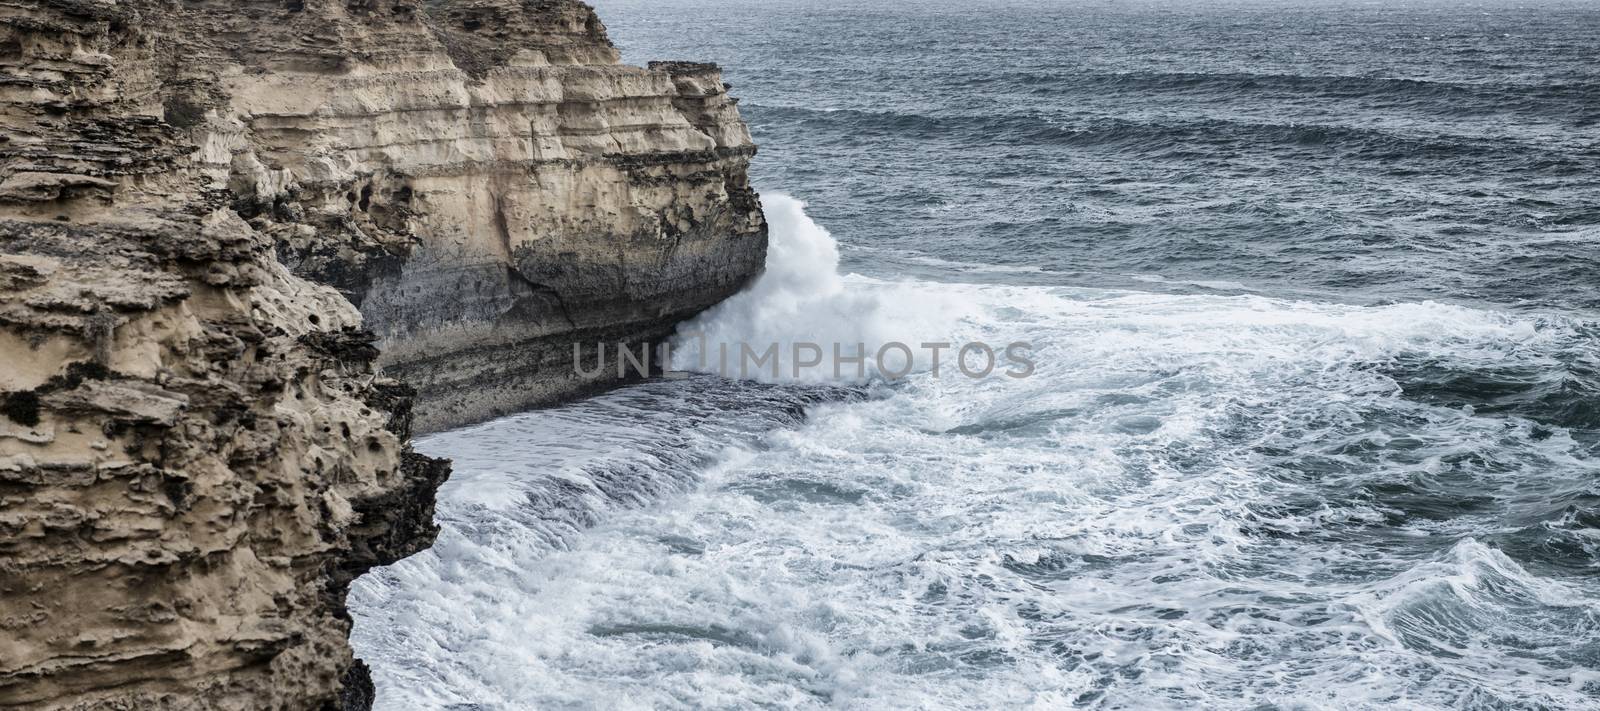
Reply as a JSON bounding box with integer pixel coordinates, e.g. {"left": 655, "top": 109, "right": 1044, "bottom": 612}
{"left": 0, "top": 0, "right": 760, "bottom": 708}
{"left": 0, "top": 4, "right": 452, "bottom": 707}
{"left": 224, "top": 1, "right": 768, "bottom": 432}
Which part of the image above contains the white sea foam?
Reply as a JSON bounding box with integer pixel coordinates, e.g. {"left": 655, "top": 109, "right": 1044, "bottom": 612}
{"left": 671, "top": 194, "right": 987, "bottom": 382}
{"left": 350, "top": 198, "right": 1600, "bottom": 710}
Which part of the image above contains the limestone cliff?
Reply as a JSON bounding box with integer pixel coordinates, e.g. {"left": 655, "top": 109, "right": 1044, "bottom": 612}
{"left": 0, "top": 0, "right": 764, "bottom": 708}
{"left": 234, "top": 1, "right": 768, "bottom": 432}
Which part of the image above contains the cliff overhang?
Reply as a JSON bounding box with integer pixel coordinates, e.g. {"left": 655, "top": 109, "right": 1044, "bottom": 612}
{"left": 0, "top": 0, "right": 765, "bottom": 707}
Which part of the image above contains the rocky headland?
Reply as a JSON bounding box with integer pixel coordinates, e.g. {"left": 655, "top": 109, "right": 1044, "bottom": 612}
{"left": 0, "top": 0, "right": 765, "bottom": 708}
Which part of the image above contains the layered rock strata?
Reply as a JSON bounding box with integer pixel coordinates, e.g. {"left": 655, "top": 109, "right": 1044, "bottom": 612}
{"left": 238, "top": 1, "right": 768, "bottom": 432}
{"left": 0, "top": 0, "right": 763, "bottom": 708}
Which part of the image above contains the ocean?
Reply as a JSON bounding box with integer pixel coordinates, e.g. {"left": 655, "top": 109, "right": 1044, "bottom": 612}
{"left": 348, "top": 1, "right": 1600, "bottom": 708}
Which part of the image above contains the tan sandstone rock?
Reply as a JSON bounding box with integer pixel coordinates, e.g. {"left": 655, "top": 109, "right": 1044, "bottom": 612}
{"left": 0, "top": 0, "right": 763, "bottom": 708}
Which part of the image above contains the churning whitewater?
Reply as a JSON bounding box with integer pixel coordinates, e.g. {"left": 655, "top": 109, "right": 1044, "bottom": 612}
{"left": 350, "top": 196, "right": 1599, "bottom": 710}
{"left": 351, "top": 1, "right": 1600, "bottom": 708}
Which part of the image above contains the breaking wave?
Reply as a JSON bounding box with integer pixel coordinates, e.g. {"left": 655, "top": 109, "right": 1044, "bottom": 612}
{"left": 351, "top": 198, "right": 1600, "bottom": 710}
{"left": 670, "top": 193, "right": 987, "bottom": 382}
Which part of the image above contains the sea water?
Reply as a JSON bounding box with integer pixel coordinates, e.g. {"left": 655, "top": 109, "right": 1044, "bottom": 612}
{"left": 350, "top": 2, "right": 1600, "bottom": 708}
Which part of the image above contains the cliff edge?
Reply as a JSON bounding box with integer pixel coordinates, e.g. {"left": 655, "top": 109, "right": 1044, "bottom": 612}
{"left": 248, "top": 0, "right": 768, "bottom": 433}
{"left": 0, "top": 0, "right": 764, "bottom": 708}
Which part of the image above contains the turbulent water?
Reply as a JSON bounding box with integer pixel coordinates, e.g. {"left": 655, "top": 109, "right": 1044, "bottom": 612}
{"left": 349, "top": 1, "right": 1600, "bottom": 709}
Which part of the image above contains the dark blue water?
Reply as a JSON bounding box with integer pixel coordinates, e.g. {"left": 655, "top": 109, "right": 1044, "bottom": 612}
{"left": 604, "top": 0, "right": 1600, "bottom": 312}
{"left": 350, "top": 3, "right": 1600, "bottom": 708}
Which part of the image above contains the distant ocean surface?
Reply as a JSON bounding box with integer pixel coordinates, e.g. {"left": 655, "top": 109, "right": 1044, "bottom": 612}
{"left": 349, "top": 2, "right": 1600, "bottom": 709}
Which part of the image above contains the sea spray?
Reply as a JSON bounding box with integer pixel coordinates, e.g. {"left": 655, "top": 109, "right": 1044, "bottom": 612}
{"left": 353, "top": 269, "right": 1600, "bottom": 708}
{"left": 349, "top": 0, "right": 1600, "bottom": 705}
{"left": 669, "top": 194, "right": 1016, "bottom": 382}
